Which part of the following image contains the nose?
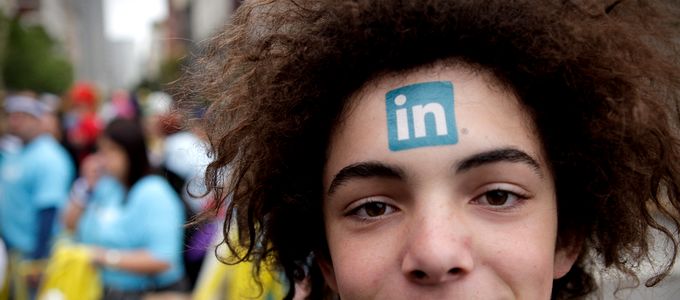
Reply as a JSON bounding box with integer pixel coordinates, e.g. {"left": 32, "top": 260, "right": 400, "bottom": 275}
{"left": 401, "top": 211, "right": 475, "bottom": 285}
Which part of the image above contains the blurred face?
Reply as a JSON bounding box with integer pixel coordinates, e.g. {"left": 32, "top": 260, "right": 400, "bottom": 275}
{"left": 6, "top": 112, "right": 41, "bottom": 142}
{"left": 321, "top": 65, "right": 577, "bottom": 299}
{"left": 97, "top": 136, "right": 129, "bottom": 184}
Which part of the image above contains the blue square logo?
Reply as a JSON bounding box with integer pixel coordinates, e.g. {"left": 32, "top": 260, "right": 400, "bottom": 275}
{"left": 386, "top": 81, "right": 458, "bottom": 151}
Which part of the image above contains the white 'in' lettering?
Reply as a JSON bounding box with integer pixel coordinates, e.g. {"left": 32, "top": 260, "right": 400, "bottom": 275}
{"left": 394, "top": 95, "right": 448, "bottom": 140}
{"left": 412, "top": 103, "right": 448, "bottom": 138}
{"left": 395, "top": 95, "right": 410, "bottom": 140}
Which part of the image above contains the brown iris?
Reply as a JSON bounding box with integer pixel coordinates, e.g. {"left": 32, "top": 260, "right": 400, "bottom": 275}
{"left": 486, "top": 190, "right": 510, "bottom": 206}
{"left": 363, "top": 202, "right": 388, "bottom": 216}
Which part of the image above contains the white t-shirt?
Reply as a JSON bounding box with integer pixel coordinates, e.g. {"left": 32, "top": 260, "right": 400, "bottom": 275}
{"left": 163, "top": 131, "right": 212, "bottom": 212}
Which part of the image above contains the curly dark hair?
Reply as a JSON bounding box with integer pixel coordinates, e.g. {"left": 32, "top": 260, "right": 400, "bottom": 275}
{"left": 178, "top": 0, "right": 680, "bottom": 298}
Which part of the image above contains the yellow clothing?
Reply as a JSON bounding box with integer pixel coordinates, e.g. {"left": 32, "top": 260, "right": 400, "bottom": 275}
{"left": 37, "top": 243, "right": 101, "bottom": 300}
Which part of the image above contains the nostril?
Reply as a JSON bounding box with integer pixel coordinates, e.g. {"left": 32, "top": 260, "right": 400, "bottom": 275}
{"left": 448, "top": 267, "right": 462, "bottom": 275}
{"left": 411, "top": 270, "right": 428, "bottom": 279}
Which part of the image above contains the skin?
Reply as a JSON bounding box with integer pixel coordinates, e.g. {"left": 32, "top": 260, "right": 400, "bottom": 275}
{"left": 97, "top": 136, "right": 129, "bottom": 184}
{"left": 321, "top": 64, "right": 577, "bottom": 299}
{"left": 62, "top": 154, "right": 102, "bottom": 230}
{"left": 6, "top": 111, "right": 42, "bottom": 143}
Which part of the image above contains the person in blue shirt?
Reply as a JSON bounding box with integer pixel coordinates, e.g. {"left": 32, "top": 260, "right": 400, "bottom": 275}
{"left": 0, "top": 94, "right": 75, "bottom": 299}
{"left": 0, "top": 94, "right": 75, "bottom": 261}
{"left": 63, "top": 118, "right": 187, "bottom": 298}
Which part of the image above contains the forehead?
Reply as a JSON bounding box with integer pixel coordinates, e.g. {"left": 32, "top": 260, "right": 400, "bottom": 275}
{"left": 7, "top": 111, "right": 38, "bottom": 119}
{"left": 342, "top": 64, "right": 524, "bottom": 129}
{"left": 324, "top": 64, "right": 546, "bottom": 182}
{"left": 97, "top": 136, "right": 121, "bottom": 151}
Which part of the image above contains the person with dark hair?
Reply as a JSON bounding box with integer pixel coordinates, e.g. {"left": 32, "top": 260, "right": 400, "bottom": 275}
{"left": 180, "top": 0, "right": 680, "bottom": 298}
{"left": 63, "top": 118, "right": 186, "bottom": 298}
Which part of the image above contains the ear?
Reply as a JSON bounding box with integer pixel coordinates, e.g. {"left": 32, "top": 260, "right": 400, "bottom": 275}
{"left": 317, "top": 256, "right": 339, "bottom": 292}
{"left": 553, "top": 241, "right": 582, "bottom": 279}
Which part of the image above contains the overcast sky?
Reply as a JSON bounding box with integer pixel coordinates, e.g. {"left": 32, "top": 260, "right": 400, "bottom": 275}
{"left": 104, "top": 0, "right": 167, "bottom": 49}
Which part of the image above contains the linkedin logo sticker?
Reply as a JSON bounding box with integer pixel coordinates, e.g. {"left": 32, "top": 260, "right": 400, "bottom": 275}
{"left": 386, "top": 81, "right": 458, "bottom": 151}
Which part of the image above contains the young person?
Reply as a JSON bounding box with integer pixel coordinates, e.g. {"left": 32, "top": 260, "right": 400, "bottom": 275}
{"left": 180, "top": 0, "right": 680, "bottom": 298}
{"left": 63, "top": 118, "right": 187, "bottom": 298}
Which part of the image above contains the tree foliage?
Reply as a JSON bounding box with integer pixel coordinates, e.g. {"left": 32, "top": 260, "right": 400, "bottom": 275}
{"left": 2, "top": 17, "right": 73, "bottom": 94}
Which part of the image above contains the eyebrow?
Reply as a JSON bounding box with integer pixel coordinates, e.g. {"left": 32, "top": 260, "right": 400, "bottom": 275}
{"left": 327, "top": 161, "right": 405, "bottom": 195}
{"left": 455, "top": 147, "right": 543, "bottom": 177}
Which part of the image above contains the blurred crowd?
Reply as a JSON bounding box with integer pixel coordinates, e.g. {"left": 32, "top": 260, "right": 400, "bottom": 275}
{"left": 0, "top": 83, "right": 283, "bottom": 300}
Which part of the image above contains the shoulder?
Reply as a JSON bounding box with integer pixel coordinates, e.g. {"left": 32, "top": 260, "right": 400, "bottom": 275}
{"left": 127, "top": 175, "right": 184, "bottom": 218}
{"left": 90, "top": 176, "right": 125, "bottom": 202}
{"left": 26, "top": 136, "right": 72, "bottom": 166}
{"left": 22, "top": 136, "right": 74, "bottom": 180}
{"left": 129, "top": 175, "right": 180, "bottom": 203}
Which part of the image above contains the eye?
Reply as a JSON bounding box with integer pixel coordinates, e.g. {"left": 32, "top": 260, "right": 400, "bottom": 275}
{"left": 473, "top": 188, "right": 528, "bottom": 209}
{"left": 346, "top": 198, "right": 398, "bottom": 220}
{"left": 484, "top": 190, "right": 514, "bottom": 206}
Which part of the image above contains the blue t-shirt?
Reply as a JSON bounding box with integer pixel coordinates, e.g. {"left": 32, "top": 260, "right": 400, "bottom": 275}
{"left": 0, "top": 134, "right": 75, "bottom": 256}
{"left": 77, "top": 175, "right": 185, "bottom": 291}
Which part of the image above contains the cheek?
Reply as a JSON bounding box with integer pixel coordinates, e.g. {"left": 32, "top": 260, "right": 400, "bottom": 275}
{"left": 7, "top": 116, "right": 22, "bottom": 130}
{"left": 479, "top": 212, "right": 558, "bottom": 294}
{"left": 102, "top": 151, "right": 126, "bottom": 175}
{"left": 325, "top": 223, "right": 403, "bottom": 297}
{"left": 103, "top": 156, "right": 118, "bottom": 174}
{"left": 115, "top": 153, "right": 129, "bottom": 174}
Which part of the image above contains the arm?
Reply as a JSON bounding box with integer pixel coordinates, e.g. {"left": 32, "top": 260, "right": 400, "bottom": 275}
{"left": 63, "top": 155, "right": 101, "bottom": 231}
{"left": 62, "top": 178, "right": 92, "bottom": 232}
{"left": 92, "top": 248, "right": 170, "bottom": 274}
{"left": 62, "top": 200, "right": 84, "bottom": 232}
{"left": 32, "top": 207, "right": 56, "bottom": 259}
{"left": 95, "top": 178, "right": 183, "bottom": 275}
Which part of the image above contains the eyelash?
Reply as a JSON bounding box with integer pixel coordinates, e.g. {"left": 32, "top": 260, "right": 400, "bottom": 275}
{"left": 471, "top": 187, "right": 530, "bottom": 211}
{"left": 343, "top": 186, "right": 529, "bottom": 221}
{"left": 345, "top": 197, "right": 398, "bottom": 221}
